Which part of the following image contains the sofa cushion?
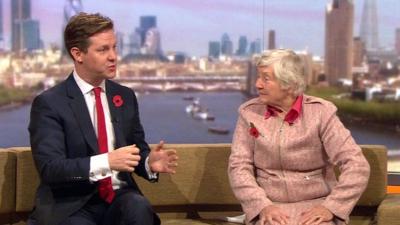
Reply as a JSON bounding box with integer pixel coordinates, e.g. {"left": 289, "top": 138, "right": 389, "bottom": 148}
{"left": 348, "top": 216, "right": 373, "bottom": 225}
{"left": 6, "top": 143, "right": 389, "bottom": 224}
{"left": 377, "top": 193, "right": 400, "bottom": 225}
{"left": 10, "top": 148, "right": 39, "bottom": 212}
{"left": 136, "top": 144, "right": 239, "bottom": 207}
{"left": 357, "top": 145, "right": 387, "bottom": 206}
{"left": 0, "top": 149, "right": 16, "bottom": 214}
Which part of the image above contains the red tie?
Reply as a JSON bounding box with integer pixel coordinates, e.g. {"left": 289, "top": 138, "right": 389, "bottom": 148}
{"left": 93, "top": 87, "right": 115, "bottom": 203}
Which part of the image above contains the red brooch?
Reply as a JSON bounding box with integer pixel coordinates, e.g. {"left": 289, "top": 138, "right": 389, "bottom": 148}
{"left": 249, "top": 122, "right": 260, "bottom": 138}
{"left": 112, "top": 95, "right": 123, "bottom": 107}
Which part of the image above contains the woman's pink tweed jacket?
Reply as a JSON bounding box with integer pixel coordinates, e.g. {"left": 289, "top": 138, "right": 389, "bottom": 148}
{"left": 228, "top": 95, "right": 370, "bottom": 225}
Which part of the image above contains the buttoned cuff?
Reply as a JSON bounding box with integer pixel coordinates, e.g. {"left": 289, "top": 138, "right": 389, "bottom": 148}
{"left": 89, "top": 153, "right": 112, "bottom": 182}
{"left": 145, "top": 156, "right": 158, "bottom": 180}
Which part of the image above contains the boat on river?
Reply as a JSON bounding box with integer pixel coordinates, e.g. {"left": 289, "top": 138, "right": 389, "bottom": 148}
{"left": 185, "top": 98, "right": 215, "bottom": 120}
{"left": 208, "top": 126, "right": 229, "bottom": 134}
{"left": 182, "top": 96, "right": 195, "bottom": 101}
{"left": 193, "top": 111, "right": 215, "bottom": 121}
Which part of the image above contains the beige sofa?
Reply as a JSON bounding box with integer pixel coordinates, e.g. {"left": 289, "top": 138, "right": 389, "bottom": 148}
{"left": 0, "top": 144, "right": 399, "bottom": 225}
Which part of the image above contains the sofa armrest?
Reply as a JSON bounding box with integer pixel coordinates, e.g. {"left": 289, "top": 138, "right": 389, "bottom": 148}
{"left": 377, "top": 194, "right": 400, "bottom": 225}
{"left": 0, "top": 149, "right": 16, "bottom": 214}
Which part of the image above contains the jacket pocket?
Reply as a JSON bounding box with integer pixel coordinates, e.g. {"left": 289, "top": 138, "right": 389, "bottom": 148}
{"left": 257, "top": 175, "right": 290, "bottom": 202}
{"left": 286, "top": 170, "right": 330, "bottom": 202}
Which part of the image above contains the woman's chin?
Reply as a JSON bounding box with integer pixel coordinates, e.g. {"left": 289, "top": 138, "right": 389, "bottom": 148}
{"left": 258, "top": 96, "right": 270, "bottom": 104}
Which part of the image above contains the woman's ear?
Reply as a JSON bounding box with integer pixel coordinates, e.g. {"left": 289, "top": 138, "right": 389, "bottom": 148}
{"left": 283, "top": 85, "right": 296, "bottom": 97}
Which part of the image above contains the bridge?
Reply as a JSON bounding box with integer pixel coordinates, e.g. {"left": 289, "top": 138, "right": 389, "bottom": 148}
{"left": 115, "top": 75, "right": 247, "bottom": 91}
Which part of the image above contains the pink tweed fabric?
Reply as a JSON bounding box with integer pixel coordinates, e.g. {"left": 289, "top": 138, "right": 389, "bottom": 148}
{"left": 228, "top": 95, "right": 370, "bottom": 225}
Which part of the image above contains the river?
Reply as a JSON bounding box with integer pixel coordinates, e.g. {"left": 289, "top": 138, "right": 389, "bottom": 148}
{"left": 1, "top": 91, "right": 399, "bottom": 151}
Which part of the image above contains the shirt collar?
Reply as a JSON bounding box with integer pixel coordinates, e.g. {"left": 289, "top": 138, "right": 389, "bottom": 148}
{"left": 264, "top": 95, "right": 303, "bottom": 125}
{"left": 73, "top": 69, "right": 106, "bottom": 95}
{"left": 264, "top": 105, "right": 282, "bottom": 119}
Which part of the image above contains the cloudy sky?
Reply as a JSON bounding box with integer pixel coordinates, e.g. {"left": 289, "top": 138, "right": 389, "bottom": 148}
{"left": 2, "top": 0, "right": 400, "bottom": 56}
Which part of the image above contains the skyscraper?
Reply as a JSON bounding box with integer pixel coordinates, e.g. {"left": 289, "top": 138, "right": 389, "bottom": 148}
{"left": 139, "top": 16, "right": 156, "bottom": 46}
{"left": 249, "top": 39, "right": 262, "bottom": 55}
{"left": 11, "top": 0, "right": 31, "bottom": 52}
{"left": 0, "top": 0, "right": 3, "bottom": 43}
{"left": 298, "top": 52, "right": 314, "bottom": 86}
{"left": 221, "top": 33, "right": 233, "bottom": 56}
{"left": 353, "top": 37, "right": 365, "bottom": 66}
{"left": 236, "top": 36, "right": 248, "bottom": 56}
{"left": 143, "top": 28, "right": 162, "bottom": 55}
{"left": 208, "top": 41, "right": 220, "bottom": 59}
{"left": 129, "top": 30, "right": 141, "bottom": 55}
{"left": 22, "top": 19, "right": 40, "bottom": 51}
{"left": 325, "top": 0, "right": 354, "bottom": 85}
{"left": 360, "top": 0, "right": 379, "bottom": 51}
{"left": 395, "top": 28, "right": 400, "bottom": 56}
{"left": 64, "top": 0, "right": 83, "bottom": 21}
{"left": 268, "top": 30, "right": 276, "bottom": 50}
{"left": 116, "top": 31, "right": 124, "bottom": 56}
{"left": 62, "top": 0, "right": 83, "bottom": 56}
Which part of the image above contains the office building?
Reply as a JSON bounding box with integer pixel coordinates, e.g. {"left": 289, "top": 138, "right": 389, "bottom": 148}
{"left": 236, "top": 36, "right": 248, "bottom": 56}
{"left": 11, "top": 0, "right": 31, "bottom": 52}
{"left": 325, "top": 0, "right": 354, "bottom": 85}
{"left": 221, "top": 33, "right": 233, "bottom": 56}
{"left": 139, "top": 16, "right": 156, "bottom": 46}
{"left": 208, "top": 41, "right": 220, "bottom": 59}
{"left": 249, "top": 39, "right": 262, "bottom": 55}
{"left": 268, "top": 30, "right": 276, "bottom": 50}
{"left": 22, "top": 19, "right": 40, "bottom": 51}
{"left": 395, "top": 28, "right": 400, "bottom": 56}
{"left": 360, "top": 0, "right": 379, "bottom": 51}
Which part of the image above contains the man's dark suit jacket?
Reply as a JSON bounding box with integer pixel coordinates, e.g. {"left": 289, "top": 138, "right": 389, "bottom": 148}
{"left": 28, "top": 74, "right": 155, "bottom": 225}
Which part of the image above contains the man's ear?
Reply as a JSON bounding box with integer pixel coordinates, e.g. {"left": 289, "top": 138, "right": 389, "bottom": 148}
{"left": 70, "top": 47, "right": 83, "bottom": 63}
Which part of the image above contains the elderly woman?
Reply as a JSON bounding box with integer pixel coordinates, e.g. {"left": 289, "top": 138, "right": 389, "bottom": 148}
{"left": 228, "top": 49, "right": 370, "bottom": 225}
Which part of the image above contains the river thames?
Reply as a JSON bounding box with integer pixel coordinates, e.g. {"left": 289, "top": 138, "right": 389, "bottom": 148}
{"left": 1, "top": 91, "right": 399, "bottom": 151}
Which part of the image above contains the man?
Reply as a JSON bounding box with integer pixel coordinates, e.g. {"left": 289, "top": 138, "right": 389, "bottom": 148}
{"left": 28, "top": 12, "right": 178, "bottom": 225}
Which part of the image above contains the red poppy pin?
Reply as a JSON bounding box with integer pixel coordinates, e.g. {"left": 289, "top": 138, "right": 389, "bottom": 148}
{"left": 249, "top": 122, "right": 260, "bottom": 138}
{"left": 112, "top": 95, "right": 123, "bottom": 107}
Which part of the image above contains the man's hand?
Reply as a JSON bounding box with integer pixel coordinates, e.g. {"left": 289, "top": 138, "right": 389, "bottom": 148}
{"left": 299, "top": 205, "right": 333, "bottom": 225}
{"left": 259, "top": 205, "right": 289, "bottom": 225}
{"left": 148, "top": 141, "right": 178, "bottom": 174}
{"left": 108, "top": 145, "right": 140, "bottom": 172}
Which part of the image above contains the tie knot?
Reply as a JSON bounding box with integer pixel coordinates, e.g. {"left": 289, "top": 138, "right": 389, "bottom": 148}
{"left": 93, "top": 87, "right": 102, "bottom": 97}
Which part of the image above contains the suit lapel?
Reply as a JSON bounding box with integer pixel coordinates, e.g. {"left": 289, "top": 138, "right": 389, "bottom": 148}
{"left": 106, "top": 81, "right": 134, "bottom": 184}
{"left": 106, "top": 80, "right": 127, "bottom": 148}
{"left": 66, "top": 75, "right": 99, "bottom": 155}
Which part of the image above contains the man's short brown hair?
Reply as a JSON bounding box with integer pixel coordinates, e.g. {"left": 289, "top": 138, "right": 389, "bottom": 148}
{"left": 64, "top": 12, "right": 114, "bottom": 59}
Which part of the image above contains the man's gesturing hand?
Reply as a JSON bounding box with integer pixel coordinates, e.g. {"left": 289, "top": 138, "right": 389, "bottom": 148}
{"left": 108, "top": 145, "right": 140, "bottom": 172}
{"left": 148, "top": 141, "right": 178, "bottom": 174}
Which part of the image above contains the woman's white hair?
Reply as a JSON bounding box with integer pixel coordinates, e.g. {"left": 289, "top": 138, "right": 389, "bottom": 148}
{"left": 256, "top": 49, "right": 306, "bottom": 96}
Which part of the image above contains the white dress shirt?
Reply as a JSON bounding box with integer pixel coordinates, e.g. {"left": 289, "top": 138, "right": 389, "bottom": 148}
{"left": 73, "top": 71, "right": 155, "bottom": 190}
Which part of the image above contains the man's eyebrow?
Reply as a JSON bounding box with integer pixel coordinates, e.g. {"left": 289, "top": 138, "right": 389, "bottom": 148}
{"left": 97, "top": 45, "right": 110, "bottom": 49}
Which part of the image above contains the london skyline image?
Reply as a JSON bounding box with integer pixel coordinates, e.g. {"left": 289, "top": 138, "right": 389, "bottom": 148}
{"left": 1, "top": 0, "right": 400, "bottom": 178}
{"left": 1, "top": 0, "right": 400, "bottom": 56}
